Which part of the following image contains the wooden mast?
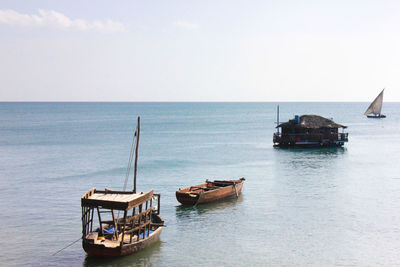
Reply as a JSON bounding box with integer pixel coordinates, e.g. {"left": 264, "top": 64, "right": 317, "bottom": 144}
{"left": 133, "top": 116, "right": 140, "bottom": 193}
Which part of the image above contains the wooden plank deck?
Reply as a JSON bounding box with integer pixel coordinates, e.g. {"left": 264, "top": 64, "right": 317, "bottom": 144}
{"left": 82, "top": 190, "right": 153, "bottom": 210}
{"left": 88, "top": 193, "right": 142, "bottom": 202}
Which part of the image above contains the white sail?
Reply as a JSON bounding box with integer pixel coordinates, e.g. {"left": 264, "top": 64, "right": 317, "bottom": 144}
{"left": 364, "top": 89, "right": 384, "bottom": 115}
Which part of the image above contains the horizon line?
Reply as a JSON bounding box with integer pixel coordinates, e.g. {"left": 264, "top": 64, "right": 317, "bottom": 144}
{"left": 0, "top": 100, "right": 399, "bottom": 103}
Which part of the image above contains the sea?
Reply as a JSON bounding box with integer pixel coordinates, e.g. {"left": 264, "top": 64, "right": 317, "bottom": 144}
{"left": 1, "top": 102, "right": 399, "bottom": 266}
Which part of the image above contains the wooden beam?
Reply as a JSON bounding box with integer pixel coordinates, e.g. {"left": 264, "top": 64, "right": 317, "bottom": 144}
{"left": 137, "top": 204, "right": 142, "bottom": 241}
{"left": 111, "top": 209, "right": 118, "bottom": 240}
{"left": 123, "top": 208, "right": 152, "bottom": 224}
{"left": 90, "top": 208, "right": 94, "bottom": 233}
{"left": 81, "top": 188, "right": 96, "bottom": 199}
{"left": 125, "top": 221, "right": 151, "bottom": 235}
{"left": 130, "top": 207, "right": 135, "bottom": 244}
{"left": 81, "top": 207, "right": 85, "bottom": 237}
{"left": 96, "top": 207, "right": 104, "bottom": 236}
{"left": 120, "top": 210, "right": 128, "bottom": 246}
{"left": 95, "top": 190, "right": 135, "bottom": 194}
{"left": 156, "top": 194, "right": 161, "bottom": 215}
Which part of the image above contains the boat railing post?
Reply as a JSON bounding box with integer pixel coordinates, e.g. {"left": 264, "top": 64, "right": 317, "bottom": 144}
{"left": 145, "top": 200, "right": 149, "bottom": 238}
{"left": 90, "top": 208, "right": 94, "bottom": 233}
{"left": 157, "top": 194, "right": 161, "bottom": 215}
{"left": 128, "top": 207, "right": 135, "bottom": 244}
{"left": 81, "top": 207, "right": 85, "bottom": 238}
{"left": 111, "top": 209, "right": 118, "bottom": 241}
{"left": 96, "top": 207, "right": 104, "bottom": 236}
{"left": 137, "top": 204, "right": 142, "bottom": 241}
{"left": 85, "top": 208, "right": 92, "bottom": 236}
{"left": 120, "top": 210, "right": 128, "bottom": 246}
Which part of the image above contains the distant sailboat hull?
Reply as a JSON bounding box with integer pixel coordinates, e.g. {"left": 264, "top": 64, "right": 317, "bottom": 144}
{"left": 367, "top": 114, "right": 386, "bottom": 118}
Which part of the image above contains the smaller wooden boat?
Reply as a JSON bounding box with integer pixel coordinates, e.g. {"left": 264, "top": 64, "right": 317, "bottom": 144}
{"left": 176, "top": 178, "right": 245, "bottom": 205}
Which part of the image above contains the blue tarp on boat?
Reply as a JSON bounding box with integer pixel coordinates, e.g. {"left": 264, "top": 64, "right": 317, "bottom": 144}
{"left": 139, "top": 229, "right": 154, "bottom": 238}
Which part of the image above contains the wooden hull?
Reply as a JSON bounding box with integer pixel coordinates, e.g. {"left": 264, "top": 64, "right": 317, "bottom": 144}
{"left": 176, "top": 179, "right": 245, "bottom": 205}
{"left": 83, "top": 226, "right": 163, "bottom": 257}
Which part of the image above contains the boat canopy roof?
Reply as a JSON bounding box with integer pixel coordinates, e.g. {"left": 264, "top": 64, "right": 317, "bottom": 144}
{"left": 81, "top": 189, "right": 153, "bottom": 210}
{"left": 277, "top": 114, "right": 347, "bottom": 129}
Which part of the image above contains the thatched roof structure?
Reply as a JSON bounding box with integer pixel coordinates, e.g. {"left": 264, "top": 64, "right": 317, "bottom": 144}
{"left": 277, "top": 114, "right": 347, "bottom": 129}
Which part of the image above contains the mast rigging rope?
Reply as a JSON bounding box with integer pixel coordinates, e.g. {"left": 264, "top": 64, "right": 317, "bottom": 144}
{"left": 123, "top": 127, "right": 137, "bottom": 192}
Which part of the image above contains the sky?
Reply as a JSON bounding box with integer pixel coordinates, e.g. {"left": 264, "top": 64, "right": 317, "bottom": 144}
{"left": 0, "top": 0, "right": 400, "bottom": 102}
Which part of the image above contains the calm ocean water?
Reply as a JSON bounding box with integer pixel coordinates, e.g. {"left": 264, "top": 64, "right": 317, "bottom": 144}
{"left": 1, "top": 102, "right": 400, "bottom": 266}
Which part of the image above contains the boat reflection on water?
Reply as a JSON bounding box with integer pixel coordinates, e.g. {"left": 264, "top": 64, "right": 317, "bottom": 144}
{"left": 274, "top": 145, "right": 346, "bottom": 154}
{"left": 175, "top": 194, "right": 244, "bottom": 218}
{"left": 274, "top": 146, "right": 347, "bottom": 174}
{"left": 83, "top": 239, "right": 163, "bottom": 267}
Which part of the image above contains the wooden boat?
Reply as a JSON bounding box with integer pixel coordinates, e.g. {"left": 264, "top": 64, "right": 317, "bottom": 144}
{"left": 176, "top": 178, "right": 245, "bottom": 205}
{"left": 81, "top": 189, "right": 164, "bottom": 257}
{"left": 81, "top": 117, "right": 164, "bottom": 257}
{"left": 365, "top": 88, "right": 386, "bottom": 118}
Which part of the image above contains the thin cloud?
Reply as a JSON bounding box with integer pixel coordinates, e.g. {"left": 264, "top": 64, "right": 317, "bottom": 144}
{"left": 0, "top": 9, "right": 126, "bottom": 32}
{"left": 173, "top": 20, "right": 200, "bottom": 30}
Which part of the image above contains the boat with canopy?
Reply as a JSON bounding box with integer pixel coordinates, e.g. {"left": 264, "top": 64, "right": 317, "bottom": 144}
{"left": 81, "top": 117, "right": 164, "bottom": 257}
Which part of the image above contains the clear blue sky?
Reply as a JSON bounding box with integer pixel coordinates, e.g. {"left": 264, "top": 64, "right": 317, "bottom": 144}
{"left": 1, "top": 0, "right": 399, "bottom": 101}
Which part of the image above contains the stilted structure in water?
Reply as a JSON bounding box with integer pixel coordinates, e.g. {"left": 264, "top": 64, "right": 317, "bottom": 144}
{"left": 273, "top": 112, "right": 348, "bottom": 148}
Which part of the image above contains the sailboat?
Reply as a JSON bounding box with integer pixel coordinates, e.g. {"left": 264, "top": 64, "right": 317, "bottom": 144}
{"left": 81, "top": 117, "right": 164, "bottom": 257}
{"left": 364, "top": 89, "right": 386, "bottom": 118}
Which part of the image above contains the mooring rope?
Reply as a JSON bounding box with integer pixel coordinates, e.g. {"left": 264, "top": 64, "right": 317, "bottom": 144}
{"left": 54, "top": 125, "right": 139, "bottom": 256}
{"left": 52, "top": 237, "right": 82, "bottom": 256}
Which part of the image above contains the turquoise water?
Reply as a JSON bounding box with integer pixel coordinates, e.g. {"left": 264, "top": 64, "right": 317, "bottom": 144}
{"left": 1, "top": 102, "right": 400, "bottom": 266}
